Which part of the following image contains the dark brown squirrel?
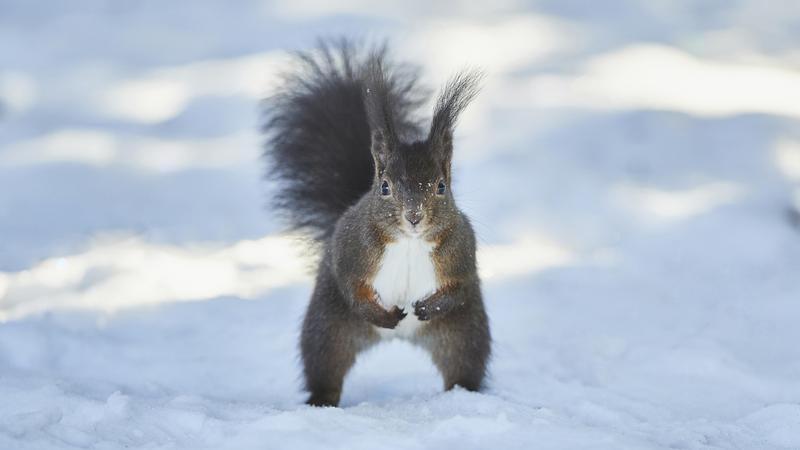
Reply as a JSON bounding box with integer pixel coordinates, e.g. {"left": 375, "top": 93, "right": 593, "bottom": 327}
{"left": 262, "top": 39, "right": 490, "bottom": 407}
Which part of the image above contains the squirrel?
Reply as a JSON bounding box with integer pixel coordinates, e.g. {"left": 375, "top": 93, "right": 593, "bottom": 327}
{"left": 262, "top": 39, "right": 491, "bottom": 407}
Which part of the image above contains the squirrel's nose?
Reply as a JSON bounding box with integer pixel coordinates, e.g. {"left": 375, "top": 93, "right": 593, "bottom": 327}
{"left": 405, "top": 210, "right": 423, "bottom": 226}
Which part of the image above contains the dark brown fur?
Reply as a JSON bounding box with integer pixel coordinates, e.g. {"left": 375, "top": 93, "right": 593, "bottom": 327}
{"left": 263, "top": 39, "right": 490, "bottom": 407}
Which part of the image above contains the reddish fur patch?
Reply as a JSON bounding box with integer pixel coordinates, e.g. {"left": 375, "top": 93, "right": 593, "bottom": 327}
{"left": 373, "top": 225, "right": 393, "bottom": 246}
{"left": 355, "top": 282, "right": 378, "bottom": 303}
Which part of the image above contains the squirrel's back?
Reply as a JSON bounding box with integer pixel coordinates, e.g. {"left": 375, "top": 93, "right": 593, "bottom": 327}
{"left": 262, "top": 38, "right": 425, "bottom": 241}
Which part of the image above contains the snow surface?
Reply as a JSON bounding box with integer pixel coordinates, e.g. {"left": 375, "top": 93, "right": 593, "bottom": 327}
{"left": 2, "top": 1, "right": 800, "bottom": 449}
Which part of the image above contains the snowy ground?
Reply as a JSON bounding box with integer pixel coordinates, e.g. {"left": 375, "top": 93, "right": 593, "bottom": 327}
{"left": 3, "top": 1, "right": 800, "bottom": 449}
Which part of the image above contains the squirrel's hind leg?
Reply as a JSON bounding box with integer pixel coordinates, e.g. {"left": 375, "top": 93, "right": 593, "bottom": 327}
{"left": 301, "top": 270, "right": 377, "bottom": 407}
{"left": 418, "top": 302, "right": 491, "bottom": 392}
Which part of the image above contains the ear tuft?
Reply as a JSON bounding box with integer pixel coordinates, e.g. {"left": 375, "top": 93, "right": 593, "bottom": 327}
{"left": 428, "top": 70, "right": 483, "bottom": 158}
{"left": 364, "top": 55, "right": 400, "bottom": 173}
{"left": 364, "top": 56, "right": 396, "bottom": 139}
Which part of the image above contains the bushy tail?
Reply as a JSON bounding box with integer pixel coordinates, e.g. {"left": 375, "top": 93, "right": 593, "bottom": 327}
{"left": 262, "top": 38, "right": 424, "bottom": 241}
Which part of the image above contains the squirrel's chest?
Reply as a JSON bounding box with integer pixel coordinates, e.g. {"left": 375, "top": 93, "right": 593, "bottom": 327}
{"left": 372, "top": 235, "right": 438, "bottom": 338}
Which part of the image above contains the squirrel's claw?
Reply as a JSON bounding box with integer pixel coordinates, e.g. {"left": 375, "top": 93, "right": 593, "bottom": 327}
{"left": 381, "top": 306, "right": 407, "bottom": 329}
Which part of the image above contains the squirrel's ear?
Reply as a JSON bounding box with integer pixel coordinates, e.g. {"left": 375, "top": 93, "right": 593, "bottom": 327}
{"left": 364, "top": 57, "right": 399, "bottom": 175}
{"left": 433, "top": 129, "right": 454, "bottom": 180}
{"left": 428, "top": 70, "right": 483, "bottom": 175}
{"left": 370, "top": 129, "right": 390, "bottom": 173}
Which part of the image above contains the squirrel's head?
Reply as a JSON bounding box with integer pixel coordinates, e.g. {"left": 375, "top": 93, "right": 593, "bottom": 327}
{"left": 365, "top": 67, "right": 482, "bottom": 238}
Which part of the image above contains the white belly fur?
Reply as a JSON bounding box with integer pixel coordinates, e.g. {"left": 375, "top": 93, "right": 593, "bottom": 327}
{"left": 373, "top": 234, "right": 438, "bottom": 339}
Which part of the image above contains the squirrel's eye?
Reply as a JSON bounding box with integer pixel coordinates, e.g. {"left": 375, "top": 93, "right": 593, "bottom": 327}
{"left": 436, "top": 180, "right": 446, "bottom": 195}
{"left": 381, "top": 180, "right": 391, "bottom": 196}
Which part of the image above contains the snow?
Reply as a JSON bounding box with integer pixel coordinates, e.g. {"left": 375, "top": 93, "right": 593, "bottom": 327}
{"left": 2, "top": 1, "right": 800, "bottom": 449}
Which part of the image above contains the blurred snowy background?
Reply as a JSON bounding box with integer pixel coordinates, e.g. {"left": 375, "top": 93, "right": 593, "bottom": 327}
{"left": 2, "top": 1, "right": 800, "bottom": 448}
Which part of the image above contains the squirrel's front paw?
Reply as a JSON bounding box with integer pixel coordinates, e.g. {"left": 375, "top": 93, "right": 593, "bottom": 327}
{"left": 413, "top": 300, "right": 433, "bottom": 321}
{"left": 378, "top": 306, "right": 407, "bottom": 329}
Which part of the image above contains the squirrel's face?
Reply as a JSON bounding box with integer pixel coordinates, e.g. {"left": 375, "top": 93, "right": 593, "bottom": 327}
{"left": 371, "top": 139, "right": 456, "bottom": 238}
{"left": 365, "top": 69, "right": 481, "bottom": 239}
